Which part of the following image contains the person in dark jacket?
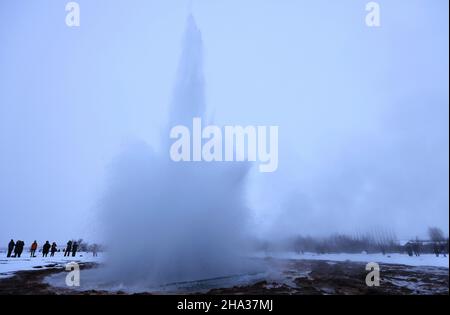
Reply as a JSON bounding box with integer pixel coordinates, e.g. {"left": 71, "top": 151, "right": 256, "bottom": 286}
{"left": 19, "top": 241, "right": 25, "bottom": 257}
{"left": 64, "top": 240, "right": 72, "bottom": 257}
{"left": 71, "top": 242, "right": 78, "bottom": 257}
{"left": 406, "top": 242, "right": 413, "bottom": 256}
{"left": 50, "top": 242, "right": 58, "bottom": 257}
{"left": 412, "top": 242, "right": 421, "bottom": 256}
{"left": 14, "top": 240, "right": 24, "bottom": 257}
{"left": 433, "top": 242, "right": 440, "bottom": 257}
{"left": 13, "top": 241, "right": 19, "bottom": 257}
{"left": 7, "top": 239, "right": 15, "bottom": 258}
{"left": 42, "top": 241, "right": 51, "bottom": 257}
{"left": 440, "top": 243, "right": 447, "bottom": 257}
{"left": 92, "top": 244, "right": 98, "bottom": 257}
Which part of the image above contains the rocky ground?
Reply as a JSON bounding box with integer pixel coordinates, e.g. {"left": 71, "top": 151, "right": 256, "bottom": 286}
{"left": 0, "top": 259, "right": 447, "bottom": 295}
{"left": 207, "top": 258, "right": 449, "bottom": 295}
{"left": 0, "top": 262, "right": 112, "bottom": 295}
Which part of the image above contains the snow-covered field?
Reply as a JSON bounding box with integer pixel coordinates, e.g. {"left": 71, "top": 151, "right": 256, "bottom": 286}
{"left": 0, "top": 252, "right": 103, "bottom": 279}
{"left": 255, "top": 252, "right": 449, "bottom": 268}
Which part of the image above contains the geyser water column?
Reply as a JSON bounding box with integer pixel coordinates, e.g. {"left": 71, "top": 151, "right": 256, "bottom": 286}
{"left": 99, "top": 15, "right": 252, "bottom": 288}
{"left": 168, "top": 14, "right": 206, "bottom": 129}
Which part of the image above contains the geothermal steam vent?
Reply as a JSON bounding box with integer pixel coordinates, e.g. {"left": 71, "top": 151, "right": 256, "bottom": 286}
{"left": 97, "top": 15, "right": 252, "bottom": 288}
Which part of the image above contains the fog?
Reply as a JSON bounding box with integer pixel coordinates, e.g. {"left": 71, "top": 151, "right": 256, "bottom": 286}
{"left": 0, "top": 0, "right": 448, "bottom": 251}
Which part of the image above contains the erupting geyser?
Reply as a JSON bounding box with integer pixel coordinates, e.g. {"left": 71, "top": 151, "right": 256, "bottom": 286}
{"left": 98, "top": 15, "right": 252, "bottom": 288}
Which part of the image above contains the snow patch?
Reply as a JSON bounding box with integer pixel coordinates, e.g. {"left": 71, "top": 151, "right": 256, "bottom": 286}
{"left": 255, "top": 252, "right": 449, "bottom": 268}
{"left": 0, "top": 252, "right": 103, "bottom": 279}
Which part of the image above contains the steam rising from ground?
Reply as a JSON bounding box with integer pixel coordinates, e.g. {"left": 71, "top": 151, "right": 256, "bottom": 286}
{"left": 99, "top": 16, "right": 252, "bottom": 286}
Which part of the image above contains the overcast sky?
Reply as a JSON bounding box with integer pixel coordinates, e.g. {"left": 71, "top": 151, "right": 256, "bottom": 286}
{"left": 0, "top": 0, "right": 448, "bottom": 244}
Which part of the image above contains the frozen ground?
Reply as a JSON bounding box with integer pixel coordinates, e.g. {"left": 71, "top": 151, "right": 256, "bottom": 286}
{"left": 0, "top": 251, "right": 448, "bottom": 294}
{"left": 0, "top": 252, "right": 103, "bottom": 279}
{"left": 42, "top": 252, "right": 450, "bottom": 294}
{"left": 253, "top": 252, "right": 449, "bottom": 268}
{"left": 1, "top": 251, "right": 447, "bottom": 280}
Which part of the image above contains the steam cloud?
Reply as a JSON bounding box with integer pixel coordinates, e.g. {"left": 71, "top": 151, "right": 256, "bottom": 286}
{"left": 99, "top": 15, "right": 252, "bottom": 287}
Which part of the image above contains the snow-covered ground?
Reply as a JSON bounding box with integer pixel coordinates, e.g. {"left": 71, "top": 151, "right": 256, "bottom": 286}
{"left": 0, "top": 252, "right": 104, "bottom": 279}
{"left": 255, "top": 252, "right": 449, "bottom": 268}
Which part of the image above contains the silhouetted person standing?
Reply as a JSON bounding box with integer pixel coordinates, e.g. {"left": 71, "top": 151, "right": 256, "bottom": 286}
{"left": 14, "top": 240, "right": 24, "bottom": 257}
{"left": 30, "top": 241, "right": 38, "bottom": 258}
{"left": 7, "top": 239, "right": 15, "bottom": 258}
{"left": 19, "top": 241, "right": 25, "bottom": 257}
{"left": 50, "top": 242, "right": 57, "bottom": 257}
{"left": 406, "top": 243, "right": 413, "bottom": 256}
{"left": 92, "top": 244, "right": 98, "bottom": 257}
{"left": 64, "top": 240, "right": 72, "bottom": 257}
{"left": 71, "top": 242, "right": 78, "bottom": 257}
{"left": 412, "top": 242, "right": 421, "bottom": 256}
{"left": 42, "top": 241, "right": 50, "bottom": 257}
{"left": 440, "top": 243, "right": 447, "bottom": 257}
{"left": 433, "top": 243, "right": 440, "bottom": 257}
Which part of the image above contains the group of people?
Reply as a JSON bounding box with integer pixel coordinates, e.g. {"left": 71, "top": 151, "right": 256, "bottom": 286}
{"left": 405, "top": 241, "right": 448, "bottom": 257}
{"left": 63, "top": 240, "right": 79, "bottom": 257}
{"left": 7, "top": 239, "right": 79, "bottom": 258}
{"left": 433, "top": 242, "right": 448, "bottom": 257}
{"left": 405, "top": 241, "right": 422, "bottom": 257}
{"left": 7, "top": 240, "right": 25, "bottom": 257}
